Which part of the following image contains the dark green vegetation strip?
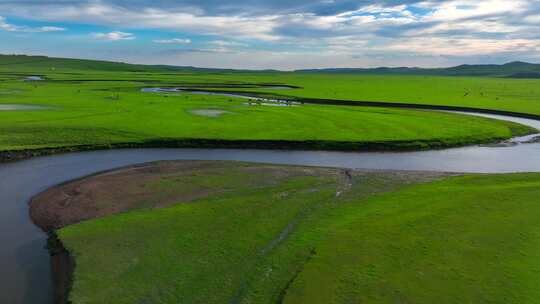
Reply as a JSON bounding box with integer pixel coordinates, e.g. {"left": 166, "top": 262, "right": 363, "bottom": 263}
{"left": 32, "top": 161, "right": 540, "bottom": 303}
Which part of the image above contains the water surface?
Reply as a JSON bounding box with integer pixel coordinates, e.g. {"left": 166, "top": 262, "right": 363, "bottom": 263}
{"left": 23, "top": 76, "right": 43, "bottom": 81}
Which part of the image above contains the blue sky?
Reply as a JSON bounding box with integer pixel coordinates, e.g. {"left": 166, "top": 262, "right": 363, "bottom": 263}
{"left": 0, "top": 0, "right": 539, "bottom": 70}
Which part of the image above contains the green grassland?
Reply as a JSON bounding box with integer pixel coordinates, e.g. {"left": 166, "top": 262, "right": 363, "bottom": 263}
{"left": 248, "top": 74, "right": 540, "bottom": 116}
{"left": 54, "top": 162, "right": 540, "bottom": 303}
{"left": 0, "top": 75, "right": 535, "bottom": 153}
{"left": 7, "top": 71, "right": 540, "bottom": 116}
{"left": 284, "top": 173, "right": 540, "bottom": 303}
{"left": 168, "top": 73, "right": 540, "bottom": 116}
{"left": 2, "top": 54, "right": 540, "bottom": 116}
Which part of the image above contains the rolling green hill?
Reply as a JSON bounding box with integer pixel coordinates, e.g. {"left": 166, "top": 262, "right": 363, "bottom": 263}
{"left": 0, "top": 54, "right": 161, "bottom": 73}
{"left": 0, "top": 54, "right": 235, "bottom": 74}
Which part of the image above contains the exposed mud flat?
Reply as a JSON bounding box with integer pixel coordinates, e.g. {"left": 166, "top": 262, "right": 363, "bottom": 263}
{"left": 30, "top": 161, "right": 452, "bottom": 231}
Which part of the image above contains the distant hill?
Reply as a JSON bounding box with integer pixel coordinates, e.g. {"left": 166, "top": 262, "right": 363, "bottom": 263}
{"left": 1, "top": 54, "right": 539, "bottom": 78}
{"left": 0, "top": 54, "right": 163, "bottom": 72}
{"left": 296, "top": 61, "right": 540, "bottom": 78}
{"left": 0, "top": 54, "right": 237, "bottom": 73}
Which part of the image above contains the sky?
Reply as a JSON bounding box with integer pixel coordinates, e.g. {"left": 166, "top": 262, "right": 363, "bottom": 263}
{"left": 0, "top": 0, "right": 539, "bottom": 70}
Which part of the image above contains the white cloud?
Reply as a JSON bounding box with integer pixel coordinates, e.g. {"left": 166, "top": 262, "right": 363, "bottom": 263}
{"left": 384, "top": 37, "right": 540, "bottom": 56}
{"left": 0, "top": 16, "right": 17, "bottom": 31}
{"left": 209, "top": 40, "right": 247, "bottom": 47}
{"left": 154, "top": 38, "right": 191, "bottom": 44}
{"left": 37, "top": 26, "right": 66, "bottom": 32}
{"left": 524, "top": 14, "right": 540, "bottom": 24}
{"left": 0, "top": 3, "right": 280, "bottom": 40}
{"left": 1, "top": 1, "right": 540, "bottom": 68}
{"left": 423, "top": 0, "right": 528, "bottom": 22}
{"left": 92, "top": 31, "right": 135, "bottom": 41}
{"left": 0, "top": 16, "right": 65, "bottom": 32}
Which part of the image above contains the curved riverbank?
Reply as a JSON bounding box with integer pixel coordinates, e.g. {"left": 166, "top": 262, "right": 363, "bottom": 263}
{"left": 46, "top": 233, "right": 73, "bottom": 304}
{"left": 1, "top": 105, "right": 537, "bottom": 164}
{"left": 0, "top": 129, "right": 532, "bottom": 164}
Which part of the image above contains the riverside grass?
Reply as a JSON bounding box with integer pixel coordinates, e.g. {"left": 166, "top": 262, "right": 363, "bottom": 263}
{"left": 54, "top": 163, "right": 540, "bottom": 304}
{"left": 0, "top": 75, "right": 535, "bottom": 152}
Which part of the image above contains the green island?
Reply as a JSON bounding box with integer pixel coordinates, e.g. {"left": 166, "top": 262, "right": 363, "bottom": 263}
{"left": 31, "top": 161, "right": 540, "bottom": 304}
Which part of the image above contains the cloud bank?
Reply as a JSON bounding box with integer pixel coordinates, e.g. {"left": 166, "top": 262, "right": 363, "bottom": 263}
{"left": 0, "top": 0, "right": 539, "bottom": 69}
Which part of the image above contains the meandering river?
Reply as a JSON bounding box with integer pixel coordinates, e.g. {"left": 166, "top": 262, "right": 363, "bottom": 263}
{"left": 0, "top": 110, "right": 539, "bottom": 303}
